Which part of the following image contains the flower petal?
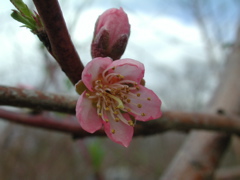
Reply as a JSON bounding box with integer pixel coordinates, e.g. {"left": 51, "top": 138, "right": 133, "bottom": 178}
{"left": 103, "top": 113, "right": 133, "bottom": 147}
{"left": 106, "top": 58, "right": 144, "bottom": 83}
{"left": 76, "top": 91, "right": 103, "bottom": 133}
{"left": 125, "top": 85, "right": 162, "bottom": 121}
{"left": 95, "top": 8, "right": 130, "bottom": 47}
{"left": 82, "top": 57, "right": 112, "bottom": 91}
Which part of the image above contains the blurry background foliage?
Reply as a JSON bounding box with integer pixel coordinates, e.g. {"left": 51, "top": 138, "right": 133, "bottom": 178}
{"left": 1, "top": 0, "right": 240, "bottom": 179}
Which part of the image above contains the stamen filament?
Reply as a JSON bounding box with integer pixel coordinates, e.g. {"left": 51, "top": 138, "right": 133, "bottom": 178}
{"left": 123, "top": 104, "right": 145, "bottom": 117}
{"left": 107, "top": 94, "right": 124, "bottom": 109}
{"left": 104, "top": 72, "right": 119, "bottom": 82}
{"left": 116, "top": 112, "right": 131, "bottom": 125}
{"left": 116, "top": 79, "right": 138, "bottom": 85}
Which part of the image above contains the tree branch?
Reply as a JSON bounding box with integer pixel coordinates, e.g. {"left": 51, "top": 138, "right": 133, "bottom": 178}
{"left": 1, "top": 108, "right": 240, "bottom": 139}
{"left": 0, "top": 109, "right": 104, "bottom": 138}
{"left": 1, "top": 86, "right": 240, "bottom": 137}
{"left": 0, "top": 85, "right": 76, "bottom": 114}
{"left": 32, "top": 0, "right": 84, "bottom": 84}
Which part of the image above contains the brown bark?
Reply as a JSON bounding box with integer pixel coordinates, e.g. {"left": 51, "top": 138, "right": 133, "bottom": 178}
{"left": 2, "top": 105, "right": 240, "bottom": 139}
{"left": 2, "top": 86, "right": 240, "bottom": 137}
{"left": 0, "top": 86, "right": 76, "bottom": 114}
{"left": 33, "top": 0, "right": 84, "bottom": 84}
{"left": 160, "top": 27, "right": 240, "bottom": 180}
{"left": 1, "top": 108, "right": 240, "bottom": 140}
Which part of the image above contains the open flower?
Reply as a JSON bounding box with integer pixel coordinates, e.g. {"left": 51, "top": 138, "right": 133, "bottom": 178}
{"left": 76, "top": 57, "right": 162, "bottom": 147}
{"left": 91, "top": 8, "right": 130, "bottom": 60}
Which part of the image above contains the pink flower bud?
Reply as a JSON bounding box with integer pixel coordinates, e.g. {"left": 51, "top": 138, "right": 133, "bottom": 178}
{"left": 91, "top": 8, "right": 130, "bottom": 60}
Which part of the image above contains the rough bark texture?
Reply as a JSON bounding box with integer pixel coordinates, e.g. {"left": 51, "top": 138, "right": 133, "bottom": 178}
{"left": 160, "top": 27, "right": 240, "bottom": 180}
{"left": 0, "top": 86, "right": 76, "bottom": 114}
{"left": 33, "top": 0, "right": 84, "bottom": 84}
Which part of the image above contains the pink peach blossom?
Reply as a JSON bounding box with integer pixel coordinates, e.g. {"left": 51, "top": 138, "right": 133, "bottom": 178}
{"left": 76, "top": 57, "right": 161, "bottom": 147}
{"left": 91, "top": 8, "right": 130, "bottom": 60}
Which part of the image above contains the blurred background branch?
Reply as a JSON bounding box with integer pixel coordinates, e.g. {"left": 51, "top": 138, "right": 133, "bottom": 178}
{"left": 160, "top": 23, "right": 240, "bottom": 180}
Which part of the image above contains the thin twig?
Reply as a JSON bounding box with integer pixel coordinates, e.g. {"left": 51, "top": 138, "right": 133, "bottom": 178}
{"left": 32, "top": 0, "right": 84, "bottom": 84}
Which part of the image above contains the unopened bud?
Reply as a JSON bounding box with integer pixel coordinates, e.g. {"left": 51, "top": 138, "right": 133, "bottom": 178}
{"left": 91, "top": 8, "right": 130, "bottom": 60}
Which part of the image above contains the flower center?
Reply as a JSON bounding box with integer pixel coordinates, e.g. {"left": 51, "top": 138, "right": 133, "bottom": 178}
{"left": 91, "top": 78, "right": 134, "bottom": 123}
{"left": 85, "top": 66, "right": 152, "bottom": 134}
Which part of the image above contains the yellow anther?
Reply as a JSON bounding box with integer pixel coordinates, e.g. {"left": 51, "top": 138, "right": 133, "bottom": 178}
{"left": 114, "top": 111, "right": 119, "bottom": 115}
{"left": 126, "top": 108, "right": 131, "bottom": 112}
{"left": 105, "top": 119, "right": 109, "bottom": 122}
{"left": 86, "top": 93, "right": 90, "bottom": 97}
{"left": 105, "top": 107, "right": 110, "bottom": 111}
{"left": 128, "top": 120, "right": 134, "bottom": 126}
{"left": 98, "top": 113, "right": 102, "bottom": 117}
{"left": 111, "top": 129, "right": 115, "bottom": 134}
{"left": 137, "top": 93, "right": 141, "bottom": 97}
{"left": 136, "top": 86, "right": 140, "bottom": 90}
{"left": 127, "top": 99, "right": 131, "bottom": 103}
{"left": 112, "top": 66, "right": 116, "bottom": 70}
{"left": 115, "top": 118, "right": 120, "bottom": 122}
{"left": 141, "top": 113, "right": 146, "bottom": 116}
{"left": 97, "top": 105, "right": 101, "bottom": 108}
{"left": 137, "top": 104, "right": 142, "bottom": 108}
{"left": 116, "top": 74, "right": 124, "bottom": 79}
{"left": 147, "top": 97, "right": 151, "bottom": 101}
{"left": 96, "top": 80, "right": 101, "bottom": 84}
